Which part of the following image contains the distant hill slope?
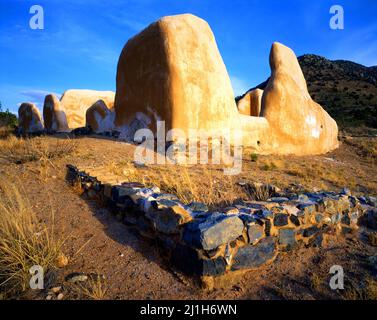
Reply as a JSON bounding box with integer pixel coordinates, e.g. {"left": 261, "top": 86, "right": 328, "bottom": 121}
{"left": 299, "top": 54, "right": 377, "bottom": 128}
{"left": 237, "top": 55, "right": 377, "bottom": 129}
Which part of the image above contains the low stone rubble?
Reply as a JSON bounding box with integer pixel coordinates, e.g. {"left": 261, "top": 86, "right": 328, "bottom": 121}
{"left": 66, "top": 164, "right": 376, "bottom": 289}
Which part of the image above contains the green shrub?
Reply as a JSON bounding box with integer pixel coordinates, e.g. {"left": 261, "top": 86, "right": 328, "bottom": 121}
{"left": 0, "top": 102, "right": 18, "bottom": 128}
{"left": 250, "top": 153, "right": 258, "bottom": 162}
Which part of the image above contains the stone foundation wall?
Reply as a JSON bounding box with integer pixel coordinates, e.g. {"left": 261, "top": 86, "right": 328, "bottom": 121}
{"left": 66, "top": 164, "right": 370, "bottom": 289}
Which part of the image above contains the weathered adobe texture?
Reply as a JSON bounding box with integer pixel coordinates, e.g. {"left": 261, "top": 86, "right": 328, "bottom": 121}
{"left": 237, "top": 89, "right": 263, "bottom": 117}
{"left": 114, "top": 13, "right": 238, "bottom": 137}
{"left": 67, "top": 165, "right": 374, "bottom": 290}
{"left": 260, "top": 43, "right": 339, "bottom": 155}
{"left": 19, "top": 90, "right": 116, "bottom": 133}
{"left": 60, "top": 89, "right": 115, "bottom": 129}
{"left": 43, "top": 94, "right": 69, "bottom": 132}
{"left": 114, "top": 14, "right": 339, "bottom": 155}
{"left": 85, "top": 100, "right": 115, "bottom": 133}
{"left": 18, "top": 102, "right": 44, "bottom": 134}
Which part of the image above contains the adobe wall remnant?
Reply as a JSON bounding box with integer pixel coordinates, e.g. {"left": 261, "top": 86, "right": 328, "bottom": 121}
{"left": 114, "top": 14, "right": 339, "bottom": 155}
{"left": 85, "top": 100, "right": 115, "bottom": 133}
{"left": 17, "top": 14, "right": 339, "bottom": 156}
{"left": 18, "top": 102, "right": 44, "bottom": 134}
{"left": 43, "top": 94, "right": 69, "bottom": 132}
{"left": 60, "top": 89, "right": 115, "bottom": 129}
{"left": 237, "top": 89, "right": 263, "bottom": 117}
{"left": 67, "top": 164, "right": 368, "bottom": 289}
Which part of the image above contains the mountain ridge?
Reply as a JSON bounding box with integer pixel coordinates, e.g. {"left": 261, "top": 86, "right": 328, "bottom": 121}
{"left": 236, "top": 54, "right": 377, "bottom": 129}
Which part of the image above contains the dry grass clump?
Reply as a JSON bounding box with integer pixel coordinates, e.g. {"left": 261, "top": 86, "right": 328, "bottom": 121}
{"left": 283, "top": 161, "right": 357, "bottom": 191}
{"left": 343, "top": 137, "right": 377, "bottom": 162}
{"left": 108, "top": 162, "right": 248, "bottom": 208}
{"left": 247, "top": 184, "right": 274, "bottom": 201}
{"left": 74, "top": 276, "right": 108, "bottom": 300}
{"left": 0, "top": 179, "right": 64, "bottom": 298}
{"left": 0, "top": 126, "right": 14, "bottom": 139}
{"left": 342, "top": 277, "right": 377, "bottom": 300}
{"left": 259, "top": 160, "right": 284, "bottom": 171}
{"left": 310, "top": 273, "right": 322, "bottom": 291}
{"left": 0, "top": 136, "right": 77, "bottom": 164}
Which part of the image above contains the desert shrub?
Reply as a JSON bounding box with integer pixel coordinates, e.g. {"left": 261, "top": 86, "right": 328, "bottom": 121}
{"left": 0, "top": 179, "right": 64, "bottom": 298}
{"left": 250, "top": 153, "right": 258, "bottom": 162}
{"left": 70, "top": 275, "right": 108, "bottom": 300}
{"left": 248, "top": 184, "right": 274, "bottom": 201}
{"left": 261, "top": 161, "right": 278, "bottom": 171}
{"left": 0, "top": 103, "right": 17, "bottom": 139}
{"left": 0, "top": 108, "right": 17, "bottom": 129}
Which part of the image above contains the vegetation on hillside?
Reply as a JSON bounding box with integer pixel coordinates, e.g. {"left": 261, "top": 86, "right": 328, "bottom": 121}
{"left": 0, "top": 101, "right": 18, "bottom": 138}
{"left": 0, "top": 101, "right": 17, "bottom": 128}
{"left": 236, "top": 55, "right": 377, "bottom": 130}
{"left": 299, "top": 54, "right": 377, "bottom": 129}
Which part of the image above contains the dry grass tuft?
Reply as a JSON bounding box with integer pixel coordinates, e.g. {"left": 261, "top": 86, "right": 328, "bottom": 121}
{"left": 343, "top": 137, "right": 377, "bottom": 162}
{"left": 0, "top": 136, "right": 77, "bottom": 165}
{"left": 72, "top": 275, "right": 108, "bottom": 300}
{"left": 0, "top": 126, "right": 14, "bottom": 139}
{"left": 0, "top": 179, "right": 64, "bottom": 298}
{"left": 247, "top": 183, "right": 274, "bottom": 201}
{"left": 342, "top": 277, "right": 377, "bottom": 300}
{"left": 310, "top": 273, "right": 322, "bottom": 290}
{"left": 108, "top": 162, "right": 247, "bottom": 208}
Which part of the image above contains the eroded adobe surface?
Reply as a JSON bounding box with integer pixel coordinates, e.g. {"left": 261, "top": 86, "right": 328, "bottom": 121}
{"left": 237, "top": 89, "right": 263, "bottom": 117}
{"left": 85, "top": 100, "right": 115, "bottom": 133}
{"left": 43, "top": 94, "right": 69, "bottom": 132}
{"left": 19, "top": 14, "right": 339, "bottom": 156}
{"left": 60, "top": 89, "right": 115, "bottom": 129}
{"left": 260, "top": 43, "right": 339, "bottom": 155}
{"left": 113, "top": 14, "right": 338, "bottom": 155}
{"left": 18, "top": 102, "right": 44, "bottom": 134}
{"left": 114, "top": 14, "right": 238, "bottom": 138}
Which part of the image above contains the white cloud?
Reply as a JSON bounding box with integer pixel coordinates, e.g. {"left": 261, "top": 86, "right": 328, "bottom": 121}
{"left": 0, "top": 85, "right": 62, "bottom": 114}
{"left": 20, "top": 89, "right": 62, "bottom": 108}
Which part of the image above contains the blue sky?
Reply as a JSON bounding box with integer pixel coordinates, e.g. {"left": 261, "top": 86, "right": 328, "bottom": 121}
{"left": 1, "top": 0, "right": 377, "bottom": 114}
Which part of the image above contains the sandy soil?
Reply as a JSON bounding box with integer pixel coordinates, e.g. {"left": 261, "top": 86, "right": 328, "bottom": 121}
{"left": 1, "top": 135, "right": 376, "bottom": 300}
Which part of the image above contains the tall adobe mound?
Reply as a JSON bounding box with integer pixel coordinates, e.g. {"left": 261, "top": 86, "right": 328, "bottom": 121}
{"left": 261, "top": 42, "right": 339, "bottom": 154}
{"left": 18, "top": 102, "right": 44, "bottom": 133}
{"left": 113, "top": 14, "right": 338, "bottom": 155}
{"left": 43, "top": 94, "right": 69, "bottom": 132}
{"left": 114, "top": 14, "right": 239, "bottom": 135}
{"left": 61, "top": 89, "right": 115, "bottom": 129}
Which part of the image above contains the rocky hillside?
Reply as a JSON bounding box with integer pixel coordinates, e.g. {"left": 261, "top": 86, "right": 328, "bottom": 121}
{"left": 299, "top": 54, "right": 377, "bottom": 129}
{"left": 237, "top": 55, "right": 377, "bottom": 129}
